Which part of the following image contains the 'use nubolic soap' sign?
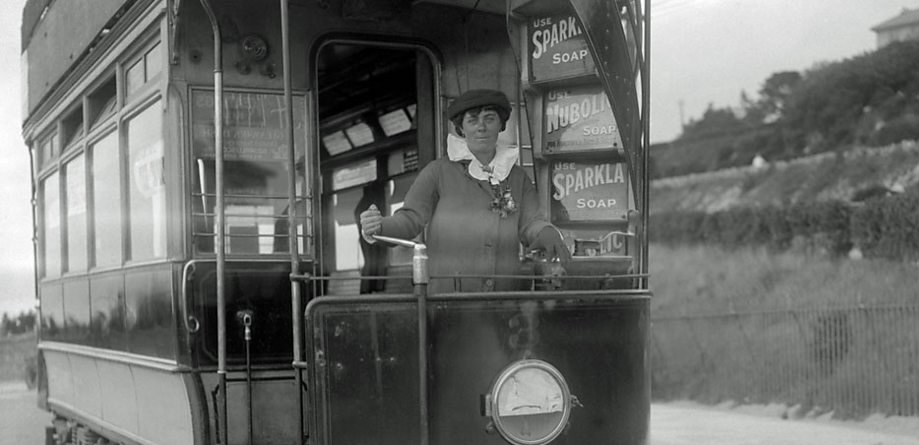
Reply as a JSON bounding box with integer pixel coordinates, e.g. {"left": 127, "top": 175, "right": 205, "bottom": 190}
{"left": 551, "top": 161, "right": 629, "bottom": 222}
{"left": 529, "top": 14, "right": 596, "bottom": 82}
{"left": 544, "top": 85, "right": 622, "bottom": 153}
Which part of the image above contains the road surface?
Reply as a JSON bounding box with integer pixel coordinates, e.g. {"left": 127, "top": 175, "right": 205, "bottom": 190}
{"left": 651, "top": 401, "right": 919, "bottom": 445}
{"left": 3, "top": 382, "right": 918, "bottom": 444}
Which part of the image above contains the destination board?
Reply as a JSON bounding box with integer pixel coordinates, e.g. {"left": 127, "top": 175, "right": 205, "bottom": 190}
{"left": 550, "top": 161, "right": 629, "bottom": 222}
{"left": 543, "top": 85, "right": 623, "bottom": 153}
{"left": 191, "top": 90, "right": 306, "bottom": 161}
{"left": 528, "top": 14, "right": 596, "bottom": 82}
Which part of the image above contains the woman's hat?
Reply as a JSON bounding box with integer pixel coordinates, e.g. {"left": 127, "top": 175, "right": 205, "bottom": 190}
{"left": 446, "top": 89, "right": 511, "bottom": 121}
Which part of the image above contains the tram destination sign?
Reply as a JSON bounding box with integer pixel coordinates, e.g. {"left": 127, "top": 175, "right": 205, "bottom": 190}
{"left": 528, "top": 14, "right": 596, "bottom": 82}
{"left": 543, "top": 85, "right": 623, "bottom": 153}
{"left": 550, "top": 161, "right": 628, "bottom": 222}
{"left": 192, "top": 90, "right": 306, "bottom": 161}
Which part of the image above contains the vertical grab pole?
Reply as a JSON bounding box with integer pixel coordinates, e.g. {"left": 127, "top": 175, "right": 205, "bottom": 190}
{"left": 413, "top": 243, "right": 430, "bottom": 445}
{"left": 279, "top": 1, "right": 306, "bottom": 443}
{"left": 198, "top": 1, "right": 227, "bottom": 444}
{"left": 373, "top": 235, "right": 429, "bottom": 445}
{"left": 641, "top": 0, "right": 651, "bottom": 289}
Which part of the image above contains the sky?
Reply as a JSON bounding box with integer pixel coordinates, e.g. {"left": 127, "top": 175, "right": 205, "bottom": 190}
{"left": 1, "top": 0, "right": 918, "bottom": 316}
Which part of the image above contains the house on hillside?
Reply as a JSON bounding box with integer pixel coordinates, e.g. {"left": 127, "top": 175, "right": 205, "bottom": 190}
{"left": 871, "top": 7, "right": 919, "bottom": 48}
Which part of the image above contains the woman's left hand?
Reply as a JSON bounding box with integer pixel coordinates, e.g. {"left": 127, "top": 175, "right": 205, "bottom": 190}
{"left": 530, "top": 227, "right": 571, "bottom": 262}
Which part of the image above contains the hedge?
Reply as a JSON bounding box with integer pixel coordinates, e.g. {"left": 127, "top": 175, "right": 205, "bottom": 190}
{"left": 650, "top": 193, "right": 919, "bottom": 261}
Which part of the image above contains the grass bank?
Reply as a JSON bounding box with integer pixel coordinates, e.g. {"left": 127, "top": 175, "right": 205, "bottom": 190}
{"left": 649, "top": 244, "right": 919, "bottom": 315}
{"left": 649, "top": 244, "right": 919, "bottom": 418}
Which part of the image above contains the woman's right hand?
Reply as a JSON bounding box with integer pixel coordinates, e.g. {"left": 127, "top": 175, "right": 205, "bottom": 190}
{"left": 360, "top": 204, "right": 383, "bottom": 239}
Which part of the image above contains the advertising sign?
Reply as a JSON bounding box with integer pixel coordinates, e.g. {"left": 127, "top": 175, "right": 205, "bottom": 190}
{"left": 528, "top": 14, "right": 596, "bottom": 82}
{"left": 543, "top": 85, "right": 622, "bottom": 153}
{"left": 192, "top": 90, "right": 306, "bottom": 161}
{"left": 550, "top": 161, "right": 628, "bottom": 222}
{"left": 558, "top": 227, "right": 628, "bottom": 257}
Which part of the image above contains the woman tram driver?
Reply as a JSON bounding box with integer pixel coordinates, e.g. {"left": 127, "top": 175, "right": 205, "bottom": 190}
{"left": 360, "top": 89, "right": 569, "bottom": 293}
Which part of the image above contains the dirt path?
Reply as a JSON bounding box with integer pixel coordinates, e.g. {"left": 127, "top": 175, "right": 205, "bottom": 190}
{"left": 651, "top": 401, "right": 919, "bottom": 445}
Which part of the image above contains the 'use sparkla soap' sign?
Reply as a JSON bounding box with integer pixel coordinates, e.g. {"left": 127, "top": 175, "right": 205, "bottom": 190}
{"left": 529, "top": 14, "right": 596, "bottom": 82}
{"left": 551, "top": 161, "right": 629, "bottom": 222}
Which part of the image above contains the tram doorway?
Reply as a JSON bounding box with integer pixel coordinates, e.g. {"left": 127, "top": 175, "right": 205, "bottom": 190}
{"left": 314, "top": 41, "right": 437, "bottom": 295}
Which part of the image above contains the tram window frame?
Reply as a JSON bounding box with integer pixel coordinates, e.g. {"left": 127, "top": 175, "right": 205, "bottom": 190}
{"left": 87, "top": 75, "right": 118, "bottom": 130}
{"left": 63, "top": 153, "right": 89, "bottom": 274}
{"left": 89, "top": 129, "right": 124, "bottom": 269}
{"left": 60, "top": 106, "right": 85, "bottom": 149}
{"left": 125, "top": 40, "right": 163, "bottom": 102}
{"left": 189, "top": 88, "right": 311, "bottom": 258}
{"left": 37, "top": 132, "right": 59, "bottom": 170}
{"left": 40, "top": 172, "right": 62, "bottom": 279}
{"left": 124, "top": 97, "right": 166, "bottom": 263}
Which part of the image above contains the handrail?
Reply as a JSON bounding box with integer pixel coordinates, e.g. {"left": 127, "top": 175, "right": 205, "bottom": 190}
{"left": 279, "top": 1, "right": 307, "bottom": 443}
{"left": 180, "top": 260, "right": 201, "bottom": 333}
{"left": 197, "top": 1, "right": 227, "bottom": 445}
{"left": 372, "top": 234, "right": 429, "bottom": 445}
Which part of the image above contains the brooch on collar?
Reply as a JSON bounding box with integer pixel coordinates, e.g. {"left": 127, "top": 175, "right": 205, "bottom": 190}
{"left": 489, "top": 182, "right": 517, "bottom": 218}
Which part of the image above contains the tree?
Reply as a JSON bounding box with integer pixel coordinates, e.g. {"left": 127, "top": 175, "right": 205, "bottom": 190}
{"left": 757, "top": 71, "right": 802, "bottom": 122}
{"left": 1, "top": 312, "right": 11, "bottom": 336}
{"left": 680, "top": 103, "right": 745, "bottom": 140}
{"left": 1, "top": 310, "right": 37, "bottom": 336}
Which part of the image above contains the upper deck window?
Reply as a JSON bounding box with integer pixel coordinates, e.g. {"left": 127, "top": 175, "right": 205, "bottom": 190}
{"left": 88, "top": 76, "right": 117, "bottom": 129}
{"left": 39, "top": 133, "right": 58, "bottom": 169}
{"left": 61, "top": 107, "right": 84, "bottom": 149}
{"left": 126, "top": 41, "right": 162, "bottom": 98}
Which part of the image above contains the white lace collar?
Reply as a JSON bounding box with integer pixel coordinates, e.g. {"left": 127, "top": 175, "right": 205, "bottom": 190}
{"left": 446, "top": 133, "right": 519, "bottom": 185}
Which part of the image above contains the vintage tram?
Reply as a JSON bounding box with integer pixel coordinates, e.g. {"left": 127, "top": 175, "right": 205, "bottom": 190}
{"left": 21, "top": 0, "right": 651, "bottom": 444}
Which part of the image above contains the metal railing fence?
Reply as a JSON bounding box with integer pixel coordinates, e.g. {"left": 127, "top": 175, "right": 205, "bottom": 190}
{"left": 650, "top": 304, "right": 919, "bottom": 419}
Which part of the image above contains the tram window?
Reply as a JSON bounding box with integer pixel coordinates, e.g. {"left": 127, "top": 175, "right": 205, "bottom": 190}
{"left": 91, "top": 131, "right": 123, "bottom": 268}
{"left": 41, "top": 173, "right": 61, "bottom": 279}
{"left": 126, "top": 100, "right": 166, "bottom": 261}
{"left": 64, "top": 155, "right": 88, "bottom": 273}
{"left": 190, "top": 91, "right": 309, "bottom": 257}
{"left": 332, "top": 190, "right": 364, "bottom": 271}
{"left": 88, "top": 76, "right": 117, "bottom": 129}
{"left": 145, "top": 42, "right": 162, "bottom": 80}
{"left": 125, "top": 59, "right": 144, "bottom": 97}
{"left": 39, "top": 133, "right": 58, "bottom": 168}
{"left": 125, "top": 41, "right": 162, "bottom": 98}
{"left": 61, "top": 107, "right": 84, "bottom": 148}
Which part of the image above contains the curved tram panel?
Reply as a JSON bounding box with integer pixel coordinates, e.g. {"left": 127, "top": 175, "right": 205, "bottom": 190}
{"left": 307, "top": 291, "right": 650, "bottom": 445}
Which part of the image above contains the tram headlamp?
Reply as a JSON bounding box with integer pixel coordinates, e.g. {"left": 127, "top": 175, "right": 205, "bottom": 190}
{"left": 485, "top": 360, "right": 572, "bottom": 445}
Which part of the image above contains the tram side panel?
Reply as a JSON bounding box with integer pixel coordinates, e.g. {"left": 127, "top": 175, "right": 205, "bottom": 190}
{"left": 38, "top": 265, "right": 202, "bottom": 445}
{"left": 308, "top": 295, "right": 651, "bottom": 445}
